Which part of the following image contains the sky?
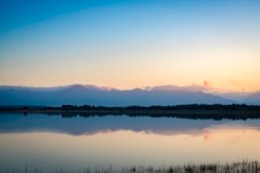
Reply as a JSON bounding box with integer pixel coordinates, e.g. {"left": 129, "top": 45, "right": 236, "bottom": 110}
{"left": 0, "top": 0, "right": 260, "bottom": 92}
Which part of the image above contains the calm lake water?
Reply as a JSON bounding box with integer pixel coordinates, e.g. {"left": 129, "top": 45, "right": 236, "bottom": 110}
{"left": 0, "top": 113, "right": 260, "bottom": 172}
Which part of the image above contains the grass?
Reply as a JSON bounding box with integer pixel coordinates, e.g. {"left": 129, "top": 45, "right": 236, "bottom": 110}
{"left": 5, "top": 160, "right": 260, "bottom": 173}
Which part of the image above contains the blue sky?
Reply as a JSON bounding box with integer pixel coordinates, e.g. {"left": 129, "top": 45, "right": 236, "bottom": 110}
{"left": 0, "top": 0, "right": 260, "bottom": 91}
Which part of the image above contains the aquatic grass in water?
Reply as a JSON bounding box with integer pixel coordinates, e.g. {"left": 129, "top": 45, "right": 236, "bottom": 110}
{"left": 5, "top": 160, "right": 260, "bottom": 173}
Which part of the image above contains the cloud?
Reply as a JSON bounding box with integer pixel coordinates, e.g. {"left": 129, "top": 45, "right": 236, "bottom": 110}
{"left": 149, "top": 84, "right": 208, "bottom": 92}
{"left": 203, "top": 80, "right": 212, "bottom": 88}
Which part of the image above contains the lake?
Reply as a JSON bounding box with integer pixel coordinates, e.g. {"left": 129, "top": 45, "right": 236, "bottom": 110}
{"left": 0, "top": 113, "right": 260, "bottom": 172}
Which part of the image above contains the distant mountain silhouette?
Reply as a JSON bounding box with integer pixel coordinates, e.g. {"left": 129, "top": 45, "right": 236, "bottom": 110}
{"left": 244, "top": 92, "right": 260, "bottom": 105}
{"left": 4, "top": 84, "right": 260, "bottom": 106}
{"left": 0, "top": 84, "right": 240, "bottom": 106}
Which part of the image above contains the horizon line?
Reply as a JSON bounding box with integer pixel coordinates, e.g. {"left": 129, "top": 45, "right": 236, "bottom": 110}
{"left": 0, "top": 83, "right": 259, "bottom": 93}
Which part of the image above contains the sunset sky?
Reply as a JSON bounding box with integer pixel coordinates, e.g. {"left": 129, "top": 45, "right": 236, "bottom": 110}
{"left": 0, "top": 0, "right": 259, "bottom": 92}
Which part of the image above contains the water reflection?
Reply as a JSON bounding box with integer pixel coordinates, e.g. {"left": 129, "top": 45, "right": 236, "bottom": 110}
{"left": 0, "top": 113, "right": 260, "bottom": 136}
{"left": 0, "top": 113, "right": 260, "bottom": 172}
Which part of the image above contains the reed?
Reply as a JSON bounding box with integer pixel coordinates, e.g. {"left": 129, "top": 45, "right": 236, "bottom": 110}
{"left": 5, "top": 160, "right": 260, "bottom": 173}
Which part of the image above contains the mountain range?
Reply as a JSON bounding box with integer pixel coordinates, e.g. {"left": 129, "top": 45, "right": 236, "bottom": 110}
{"left": 0, "top": 84, "right": 259, "bottom": 106}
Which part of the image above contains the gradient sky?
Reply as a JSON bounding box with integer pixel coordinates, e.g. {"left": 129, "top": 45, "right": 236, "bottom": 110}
{"left": 0, "top": 0, "right": 260, "bottom": 92}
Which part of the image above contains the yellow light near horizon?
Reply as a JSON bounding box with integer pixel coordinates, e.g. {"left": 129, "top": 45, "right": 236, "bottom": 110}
{"left": 1, "top": 38, "right": 259, "bottom": 92}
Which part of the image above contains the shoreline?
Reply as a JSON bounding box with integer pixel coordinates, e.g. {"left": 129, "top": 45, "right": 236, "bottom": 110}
{"left": 1, "top": 104, "right": 260, "bottom": 120}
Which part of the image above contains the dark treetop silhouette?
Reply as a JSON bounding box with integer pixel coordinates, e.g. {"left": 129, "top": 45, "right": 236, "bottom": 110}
{"left": 1, "top": 104, "right": 260, "bottom": 120}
